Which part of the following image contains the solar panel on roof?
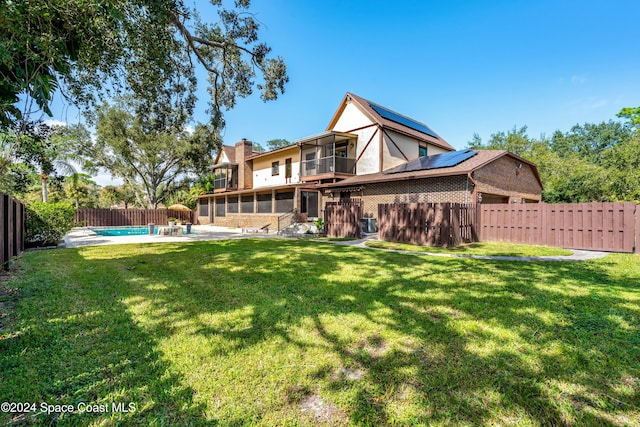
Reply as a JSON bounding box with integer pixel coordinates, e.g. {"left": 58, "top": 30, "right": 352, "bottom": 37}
{"left": 369, "top": 103, "right": 438, "bottom": 139}
{"left": 385, "top": 149, "right": 478, "bottom": 174}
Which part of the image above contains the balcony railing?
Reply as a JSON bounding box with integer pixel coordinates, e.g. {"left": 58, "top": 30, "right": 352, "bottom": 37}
{"left": 301, "top": 156, "right": 356, "bottom": 177}
{"left": 214, "top": 176, "right": 237, "bottom": 190}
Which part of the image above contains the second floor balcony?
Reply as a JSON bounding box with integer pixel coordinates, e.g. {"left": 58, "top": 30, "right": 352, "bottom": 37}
{"left": 298, "top": 131, "right": 357, "bottom": 182}
{"left": 301, "top": 155, "right": 356, "bottom": 177}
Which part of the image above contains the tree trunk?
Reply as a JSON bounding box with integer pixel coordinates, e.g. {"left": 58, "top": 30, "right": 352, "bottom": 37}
{"left": 41, "top": 175, "right": 49, "bottom": 203}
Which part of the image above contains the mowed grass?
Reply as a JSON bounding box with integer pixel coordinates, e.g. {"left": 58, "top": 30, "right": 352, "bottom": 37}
{"left": 0, "top": 239, "right": 639, "bottom": 426}
{"left": 365, "top": 241, "right": 573, "bottom": 257}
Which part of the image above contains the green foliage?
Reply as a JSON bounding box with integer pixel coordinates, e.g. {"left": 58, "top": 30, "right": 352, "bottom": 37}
{"left": 265, "top": 138, "right": 292, "bottom": 151}
{"left": 79, "top": 99, "right": 221, "bottom": 208}
{"left": 550, "top": 121, "right": 632, "bottom": 165}
{"left": 365, "top": 241, "right": 572, "bottom": 256}
{"left": 0, "top": 0, "right": 288, "bottom": 129}
{"left": 468, "top": 118, "right": 639, "bottom": 202}
{"left": 313, "top": 217, "right": 324, "bottom": 232}
{"left": 0, "top": 122, "right": 86, "bottom": 203}
{"left": 468, "top": 126, "right": 538, "bottom": 157}
{"left": 602, "top": 133, "right": 640, "bottom": 202}
{"left": 24, "top": 202, "right": 76, "bottom": 245}
{"left": 617, "top": 106, "right": 640, "bottom": 128}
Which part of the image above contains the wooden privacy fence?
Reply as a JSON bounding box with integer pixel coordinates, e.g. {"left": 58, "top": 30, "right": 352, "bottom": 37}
{"left": 325, "top": 200, "right": 362, "bottom": 238}
{"left": 378, "top": 203, "right": 478, "bottom": 247}
{"left": 76, "top": 209, "right": 196, "bottom": 227}
{"left": 1, "top": 192, "right": 25, "bottom": 270}
{"left": 480, "top": 202, "right": 639, "bottom": 253}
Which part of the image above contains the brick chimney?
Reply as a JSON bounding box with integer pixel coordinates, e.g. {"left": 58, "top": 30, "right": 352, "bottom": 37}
{"left": 235, "top": 138, "right": 254, "bottom": 189}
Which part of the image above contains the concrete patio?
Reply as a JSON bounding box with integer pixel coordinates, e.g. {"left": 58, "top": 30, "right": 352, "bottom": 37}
{"left": 63, "top": 225, "right": 278, "bottom": 248}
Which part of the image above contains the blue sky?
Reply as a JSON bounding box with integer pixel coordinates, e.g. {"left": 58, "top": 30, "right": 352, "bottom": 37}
{"left": 50, "top": 0, "right": 640, "bottom": 182}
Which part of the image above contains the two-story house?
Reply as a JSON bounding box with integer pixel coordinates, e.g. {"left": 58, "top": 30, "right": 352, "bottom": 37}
{"left": 197, "top": 92, "right": 542, "bottom": 228}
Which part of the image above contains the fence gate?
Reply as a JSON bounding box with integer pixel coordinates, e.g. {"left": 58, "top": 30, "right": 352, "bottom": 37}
{"left": 378, "top": 203, "right": 478, "bottom": 247}
{"left": 324, "top": 200, "right": 362, "bottom": 238}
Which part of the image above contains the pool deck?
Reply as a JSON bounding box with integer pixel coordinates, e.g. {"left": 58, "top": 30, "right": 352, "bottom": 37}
{"left": 64, "top": 225, "right": 278, "bottom": 248}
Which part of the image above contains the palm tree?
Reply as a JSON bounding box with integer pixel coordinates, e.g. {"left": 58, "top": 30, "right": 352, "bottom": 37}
{"left": 30, "top": 122, "right": 82, "bottom": 202}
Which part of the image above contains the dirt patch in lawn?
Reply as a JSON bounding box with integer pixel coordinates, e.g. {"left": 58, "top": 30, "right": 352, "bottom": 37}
{"left": 284, "top": 385, "right": 348, "bottom": 425}
{"left": 331, "top": 366, "right": 366, "bottom": 381}
{"left": 298, "top": 394, "right": 347, "bottom": 425}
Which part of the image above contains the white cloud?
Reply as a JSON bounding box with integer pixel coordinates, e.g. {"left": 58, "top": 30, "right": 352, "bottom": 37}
{"left": 43, "top": 119, "right": 68, "bottom": 128}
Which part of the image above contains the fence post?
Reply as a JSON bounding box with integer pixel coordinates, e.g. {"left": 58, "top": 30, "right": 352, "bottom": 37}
{"left": 636, "top": 204, "right": 640, "bottom": 254}
{"left": 1, "top": 194, "right": 6, "bottom": 268}
{"left": 1, "top": 193, "right": 25, "bottom": 270}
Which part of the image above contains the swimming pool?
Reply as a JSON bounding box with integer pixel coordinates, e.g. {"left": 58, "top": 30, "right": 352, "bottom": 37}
{"left": 90, "top": 226, "right": 193, "bottom": 236}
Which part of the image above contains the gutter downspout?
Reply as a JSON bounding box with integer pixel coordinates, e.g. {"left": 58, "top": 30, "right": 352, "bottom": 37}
{"left": 467, "top": 171, "right": 480, "bottom": 241}
{"left": 466, "top": 171, "right": 477, "bottom": 204}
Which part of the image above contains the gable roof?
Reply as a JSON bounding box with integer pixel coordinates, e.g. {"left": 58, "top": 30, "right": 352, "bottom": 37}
{"left": 326, "top": 92, "right": 455, "bottom": 152}
{"left": 213, "top": 145, "right": 237, "bottom": 165}
{"left": 321, "top": 150, "right": 542, "bottom": 188}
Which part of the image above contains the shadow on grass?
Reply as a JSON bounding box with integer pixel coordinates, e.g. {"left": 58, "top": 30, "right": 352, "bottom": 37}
{"left": 2, "top": 239, "right": 639, "bottom": 425}
{"left": 0, "top": 249, "right": 208, "bottom": 425}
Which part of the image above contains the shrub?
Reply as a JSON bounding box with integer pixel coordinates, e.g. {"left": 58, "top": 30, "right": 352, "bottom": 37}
{"left": 25, "top": 202, "right": 76, "bottom": 246}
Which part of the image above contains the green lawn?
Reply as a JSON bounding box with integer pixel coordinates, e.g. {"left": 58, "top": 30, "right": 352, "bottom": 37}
{"left": 365, "top": 241, "right": 573, "bottom": 257}
{"left": 1, "top": 239, "right": 639, "bottom": 426}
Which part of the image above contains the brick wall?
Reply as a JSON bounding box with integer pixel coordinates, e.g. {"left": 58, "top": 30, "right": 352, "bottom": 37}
{"left": 207, "top": 213, "right": 280, "bottom": 230}
{"left": 473, "top": 156, "right": 542, "bottom": 202}
{"left": 325, "top": 175, "right": 472, "bottom": 218}
{"left": 235, "top": 139, "right": 254, "bottom": 189}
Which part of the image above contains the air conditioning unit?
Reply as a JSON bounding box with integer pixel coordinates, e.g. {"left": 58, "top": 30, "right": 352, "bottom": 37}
{"left": 360, "top": 217, "right": 377, "bottom": 233}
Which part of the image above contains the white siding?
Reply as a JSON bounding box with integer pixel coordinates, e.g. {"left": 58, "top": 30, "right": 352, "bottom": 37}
{"left": 427, "top": 145, "right": 450, "bottom": 156}
{"left": 252, "top": 161, "right": 300, "bottom": 188}
{"left": 252, "top": 148, "right": 300, "bottom": 189}
{"left": 329, "top": 101, "right": 380, "bottom": 175}
{"left": 382, "top": 130, "right": 453, "bottom": 170}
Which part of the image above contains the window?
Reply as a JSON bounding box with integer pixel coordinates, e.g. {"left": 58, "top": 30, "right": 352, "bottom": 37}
{"left": 241, "top": 195, "right": 254, "bottom": 213}
{"left": 227, "top": 196, "right": 238, "bottom": 213}
{"left": 419, "top": 143, "right": 428, "bottom": 157}
{"left": 257, "top": 193, "right": 272, "bottom": 213}
{"left": 285, "top": 158, "right": 292, "bottom": 179}
{"left": 301, "top": 191, "right": 318, "bottom": 217}
{"left": 215, "top": 198, "right": 225, "bottom": 217}
{"left": 305, "top": 152, "right": 316, "bottom": 170}
{"left": 198, "top": 200, "right": 209, "bottom": 216}
{"left": 335, "top": 143, "right": 348, "bottom": 158}
{"left": 272, "top": 161, "right": 279, "bottom": 176}
{"left": 275, "top": 191, "right": 294, "bottom": 213}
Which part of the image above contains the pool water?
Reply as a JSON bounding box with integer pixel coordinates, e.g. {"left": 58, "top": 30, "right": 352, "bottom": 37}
{"left": 90, "top": 226, "right": 193, "bottom": 236}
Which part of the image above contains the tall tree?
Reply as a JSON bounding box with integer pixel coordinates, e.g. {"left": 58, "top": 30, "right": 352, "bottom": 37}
{"left": 467, "top": 126, "right": 538, "bottom": 158}
{"left": 602, "top": 133, "right": 640, "bottom": 202}
{"left": 82, "top": 99, "right": 220, "bottom": 208}
{"left": 550, "top": 121, "right": 632, "bottom": 165}
{"left": 265, "top": 138, "right": 292, "bottom": 151}
{"left": 466, "top": 125, "right": 611, "bottom": 203}
{"left": 0, "top": 121, "right": 81, "bottom": 201}
{"left": 617, "top": 107, "right": 640, "bottom": 129}
{"left": 0, "top": 0, "right": 288, "bottom": 129}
